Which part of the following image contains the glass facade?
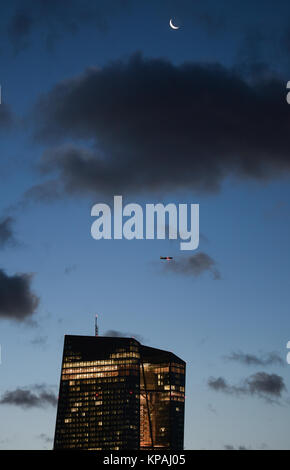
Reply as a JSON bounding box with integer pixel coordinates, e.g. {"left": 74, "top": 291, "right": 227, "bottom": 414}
{"left": 54, "top": 335, "right": 185, "bottom": 450}
{"left": 140, "top": 346, "right": 185, "bottom": 450}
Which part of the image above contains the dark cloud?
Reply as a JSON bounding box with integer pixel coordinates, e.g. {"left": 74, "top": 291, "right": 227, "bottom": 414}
{"left": 0, "top": 384, "right": 57, "bottom": 409}
{"left": 246, "top": 372, "right": 286, "bottom": 398}
{"left": 164, "top": 253, "right": 221, "bottom": 279}
{"left": 4, "top": 0, "right": 229, "bottom": 54}
{"left": 208, "top": 377, "right": 230, "bottom": 392}
{"left": 6, "top": 0, "right": 131, "bottom": 53}
{"left": 28, "top": 53, "right": 290, "bottom": 200}
{"left": 208, "top": 372, "right": 286, "bottom": 403}
{"left": 0, "top": 268, "right": 39, "bottom": 322}
{"left": 225, "top": 351, "right": 284, "bottom": 367}
{"left": 0, "top": 217, "right": 16, "bottom": 248}
{"left": 104, "top": 330, "right": 144, "bottom": 343}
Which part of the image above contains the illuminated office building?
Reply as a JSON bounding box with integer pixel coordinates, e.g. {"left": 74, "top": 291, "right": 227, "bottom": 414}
{"left": 54, "top": 335, "right": 185, "bottom": 450}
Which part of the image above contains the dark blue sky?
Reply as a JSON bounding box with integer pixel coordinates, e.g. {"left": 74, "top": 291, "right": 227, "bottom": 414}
{"left": 1, "top": 0, "right": 290, "bottom": 450}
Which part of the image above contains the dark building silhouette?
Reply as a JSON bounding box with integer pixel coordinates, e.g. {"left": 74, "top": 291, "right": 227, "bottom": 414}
{"left": 54, "top": 335, "right": 185, "bottom": 450}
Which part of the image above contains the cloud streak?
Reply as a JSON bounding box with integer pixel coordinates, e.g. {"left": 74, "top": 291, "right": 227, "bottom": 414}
{"left": 164, "top": 253, "right": 221, "bottom": 279}
{"left": 225, "top": 351, "right": 284, "bottom": 367}
{"left": 0, "top": 217, "right": 16, "bottom": 248}
{"left": 6, "top": 0, "right": 131, "bottom": 53}
{"left": 208, "top": 372, "right": 287, "bottom": 403}
{"left": 104, "top": 330, "right": 144, "bottom": 343}
{"left": 0, "top": 384, "right": 57, "bottom": 409}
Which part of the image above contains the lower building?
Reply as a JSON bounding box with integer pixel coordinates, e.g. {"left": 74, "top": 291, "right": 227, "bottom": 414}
{"left": 54, "top": 335, "right": 185, "bottom": 450}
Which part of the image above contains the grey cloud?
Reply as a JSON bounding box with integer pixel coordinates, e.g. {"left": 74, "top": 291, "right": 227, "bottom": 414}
{"left": 0, "top": 268, "right": 39, "bottom": 322}
{"left": 23, "top": 180, "right": 64, "bottom": 204}
{"left": 0, "top": 217, "right": 16, "bottom": 248}
{"left": 164, "top": 253, "right": 221, "bottom": 279}
{"left": 225, "top": 351, "right": 284, "bottom": 367}
{"left": 246, "top": 372, "right": 286, "bottom": 398}
{"left": 6, "top": 0, "right": 131, "bottom": 53}
{"left": 208, "top": 372, "right": 286, "bottom": 403}
{"left": 208, "top": 377, "right": 231, "bottom": 392}
{"left": 4, "top": 0, "right": 227, "bottom": 54}
{"left": 0, "top": 384, "right": 57, "bottom": 408}
{"left": 28, "top": 53, "right": 290, "bottom": 200}
{"left": 104, "top": 330, "right": 144, "bottom": 343}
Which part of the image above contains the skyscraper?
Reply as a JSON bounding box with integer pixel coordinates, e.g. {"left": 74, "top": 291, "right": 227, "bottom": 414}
{"left": 54, "top": 335, "right": 185, "bottom": 450}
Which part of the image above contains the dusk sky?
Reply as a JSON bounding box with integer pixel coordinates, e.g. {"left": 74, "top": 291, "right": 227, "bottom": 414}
{"left": 1, "top": 0, "right": 290, "bottom": 450}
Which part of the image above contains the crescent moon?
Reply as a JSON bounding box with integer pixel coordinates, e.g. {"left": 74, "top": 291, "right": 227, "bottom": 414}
{"left": 169, "top": 19, "right": 179, "bottom": 30}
